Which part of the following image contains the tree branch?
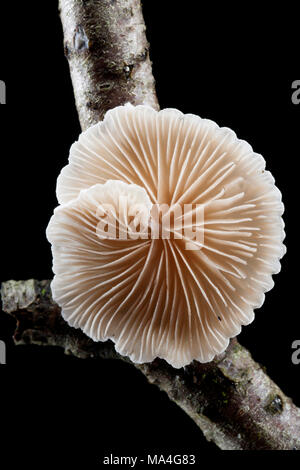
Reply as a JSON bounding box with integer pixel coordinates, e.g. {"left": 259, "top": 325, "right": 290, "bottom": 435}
{"left": 1, "top": 279, "right": 300, "bottom": 450}
{"left": 59, "top": 0, "right": 159, "bottom": 130}
{"left": 1, "top": 0, "right": 299, "bottom": 451}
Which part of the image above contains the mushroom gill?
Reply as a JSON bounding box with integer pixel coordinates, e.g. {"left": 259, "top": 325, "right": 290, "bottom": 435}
{"left": 47, "top": 103, "right": 285, "bottom": 368}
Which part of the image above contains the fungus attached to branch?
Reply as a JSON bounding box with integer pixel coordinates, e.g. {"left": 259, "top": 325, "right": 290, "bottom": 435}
{"left": 47, "top": 104, "right": 285, "bottom": 368}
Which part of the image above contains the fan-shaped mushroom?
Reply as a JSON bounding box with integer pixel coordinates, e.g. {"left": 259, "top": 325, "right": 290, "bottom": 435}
{"left": 47, "top": 104, "right": 285, "bottom": 368}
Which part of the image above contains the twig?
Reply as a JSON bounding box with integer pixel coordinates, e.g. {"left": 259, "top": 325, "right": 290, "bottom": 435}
{"left": 1, "top": 0, "right": 299, "bottom": 451}
{"left": 59, "top": 0, "right": 159, "bottom": 130}
{"left": 1, "top": 279, "right": 300, "bottom": 450}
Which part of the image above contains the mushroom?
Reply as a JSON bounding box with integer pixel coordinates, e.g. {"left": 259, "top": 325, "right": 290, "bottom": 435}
{"left": 46, "top": 103, "right": 285, "bottom": 368}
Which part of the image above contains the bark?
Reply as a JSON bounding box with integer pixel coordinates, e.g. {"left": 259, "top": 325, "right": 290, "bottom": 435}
{"left": 59, "top": 0, "right": 159, "bottom": 130}
{"left": 1, "top": 0, "right": 299, "bottom": 452}
{"left": 1, "top": 279, "right": 300, "bottom": 451}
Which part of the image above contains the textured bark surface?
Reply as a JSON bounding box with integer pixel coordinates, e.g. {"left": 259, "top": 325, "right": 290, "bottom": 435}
{"left": 2, "top": 279, "right": 300, "bottom": 450}
{"left": 59, "top": 0, "right": 159, "bottom": 130}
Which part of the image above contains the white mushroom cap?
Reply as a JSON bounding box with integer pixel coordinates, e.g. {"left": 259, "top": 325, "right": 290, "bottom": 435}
{"left": 47, "top": 103, "right": 286, "bottom": 368}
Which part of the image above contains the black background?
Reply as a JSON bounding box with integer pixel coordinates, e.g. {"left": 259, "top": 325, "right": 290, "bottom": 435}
{"left": 0, "top": 1, "right": 299, "bottom": 464}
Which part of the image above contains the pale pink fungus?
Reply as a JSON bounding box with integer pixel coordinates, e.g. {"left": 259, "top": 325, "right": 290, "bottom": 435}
{"left": 46, "top": 104, "right": 285, "bottom": 368}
